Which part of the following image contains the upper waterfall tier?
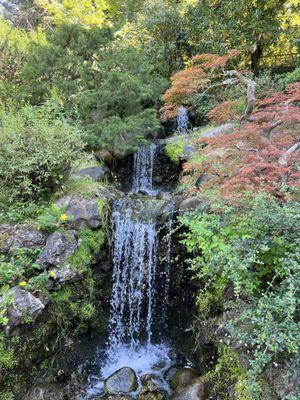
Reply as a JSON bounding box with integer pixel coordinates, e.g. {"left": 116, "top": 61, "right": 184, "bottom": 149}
{"left": 132, "top": 144, "right": 157, "bottom": 194}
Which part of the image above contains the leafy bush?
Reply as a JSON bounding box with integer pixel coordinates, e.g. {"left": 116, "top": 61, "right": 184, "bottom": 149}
{"left": 278, "top": 67, "right": 300, "bottom": 90}
{"left": 180, "top": 194, "right": 300, "bottom": 395}
{"left": 0, "top": 248, "right": 42, "bottom": 290}
{"left": 86, "top": 108, "right": 160, "bottom": 154}
{"left": 0, "top": 104, "right": 84, "bottom": 205}
{"left": 165, "top": 137, "right": 186, "bottom": 163}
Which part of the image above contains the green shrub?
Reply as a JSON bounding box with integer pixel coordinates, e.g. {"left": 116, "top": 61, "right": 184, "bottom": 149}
{"left": 165, "top": 137, "right": 186, "bottom": 163}
{"left": 0, "top": 106, "right": 83, "bottom": 203}
{"left": 0, "top": 104, "right": 84, "bottom": 205}
{"left": 277, "top": 67, "right": 300, "bottom": 90}
{"left": 180, "top": 194, "right": 300, "bottom": 395}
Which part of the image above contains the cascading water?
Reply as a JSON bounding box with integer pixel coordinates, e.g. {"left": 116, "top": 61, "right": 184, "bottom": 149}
{"left": 108, "top": 199, "right": 158, "bottom": 351}
{"left": 86, "top": 146, "right": 178, "bottom": 398}
{"left": 132, "top": 144, "right": 156, "bottom": 194}
{"left": 177, "top": 105, "right": 189, "bottom": 134}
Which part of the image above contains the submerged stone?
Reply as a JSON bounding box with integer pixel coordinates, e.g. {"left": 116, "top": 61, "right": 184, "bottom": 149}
{"left": 105, "top": 367, "right": 138, "bottom": 394}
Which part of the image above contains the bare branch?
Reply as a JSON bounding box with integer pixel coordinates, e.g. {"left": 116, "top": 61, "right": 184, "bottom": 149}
{"left": 225, "top": 70, "right": 256, "bottom": 120}
{"left": 279, "top": 142, "right": 300, "bottom": 167}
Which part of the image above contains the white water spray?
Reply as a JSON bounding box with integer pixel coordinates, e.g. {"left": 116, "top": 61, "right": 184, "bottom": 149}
{"left": 177, "top": 105, "right": 189, "bottom": 134}
{"left": 132, "top": 144, "right": 156, "bottom": 194}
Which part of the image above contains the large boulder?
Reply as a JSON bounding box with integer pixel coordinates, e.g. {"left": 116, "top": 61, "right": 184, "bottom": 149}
{"left": 170, "top": 368, "right": 199, "bottom": 390}
{"left": 2, "top": 287, "right": 45, "bottom": 333}
{"left": 37, "top": 231, "right": 77, "bottom": 268}
{"left": 171, "top": 377, "right": 210, "bottom": 400}
{"left": 56, "top": 196, "right": 102, "bottom": 230}
{"left": 105, "top": 367, "right": 138, "bottom": 395}
{"left": 0, "top": 224, "right": 46, "bottom": 254}
{"left": 75, "top": 166, "right": 109, "bottom": 182}
{"left": 178, "top": 197, "right": 210, "bottom": 215}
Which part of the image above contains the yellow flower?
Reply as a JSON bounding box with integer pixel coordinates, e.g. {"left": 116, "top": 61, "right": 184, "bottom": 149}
{"left": 19, "top": 281, "right": 27, "bottom": 288}
{"left": 60, "top": 213, "right": 68, "bottom": 222}
{"left": 49, "top": 271, "right": 57, "bottom": 279}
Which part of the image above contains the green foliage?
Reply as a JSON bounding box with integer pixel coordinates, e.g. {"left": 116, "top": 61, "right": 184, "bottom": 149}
{"left": 0, "top": 248, "right": 42, "bottom": 288}
{"left": 184, "top": 0, "right": 295, "bottom": 69}
{"left": 207, "top": 346, "right": 251, "bottom": 400}
{"left": 165, "top": 138, "right": 186, "bottom": 163}
{"left": 37, "top": 204, "right": 71, "bottom": 232}
{"left": 0, "top": 104, "right": 84, "bottom": 205}
{"left": 50, "top": 282, "right": 96, "bottom": 336}
{"left": 86, "top": 109, "right": 160, "bottom": 153}
{"left": 0, "top": 333, "right": 15, "bottom": 370}
{"left": 278, "top": 67, "right": 300, "bottom": 90}
{"left": 20, "top": 24, "right": 166, "bottom": 153}
{"left": 180, "top": 194, "right": 300, "bottom": 394}
{"left": 0, "top": 392, "right": 14, "bottom": 400}
{"left": 0, "top": 202, "right": 42, "bottom": 225}
{"left": 67, "top": 229, "right": 106, "bottom": 273}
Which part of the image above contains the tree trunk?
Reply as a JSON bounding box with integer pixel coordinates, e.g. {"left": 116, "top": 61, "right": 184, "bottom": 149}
{"left": 250, "top": 44, "right": 263, "bottom": 71}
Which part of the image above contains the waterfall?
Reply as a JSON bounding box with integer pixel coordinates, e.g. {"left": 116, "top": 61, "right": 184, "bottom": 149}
{"left": 161, "top": 203, "right": 174, "bottom": 327}
{"left": 176, "top": 105, "right": 189, "bottom": 134}
{"left": 88, "top": 144, "right": 177, "bottom": 393}
{"left": 107, "top": 199, "right": 158, "bottom": 354}
{"left": 132, "top": 144, "right": 156, "bottom": 194}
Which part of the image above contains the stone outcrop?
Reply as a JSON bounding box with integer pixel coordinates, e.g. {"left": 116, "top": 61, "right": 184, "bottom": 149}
{"left": 75, "top": 166, "right": 109, "bottom": 182}
{"left": 56, "top": 195, "right": 102, "bottom": 229}
{"left": 2, "top": 287, "right": 45, "bottom": 333}
{"left": 0, "top": 224, "right": 46, "bottom": 253}
{"left": 37, "top": 230, "right": 77, "bottom": 268}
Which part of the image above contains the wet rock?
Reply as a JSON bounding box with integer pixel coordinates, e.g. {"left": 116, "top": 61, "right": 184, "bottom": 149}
{"left": 171, "top": 377, "right": 210, "bottom": 400}
{"left": 75, "top": 166, "right": 109, "bottom": 182}
{"left": 23, "top": 385, "right": 65, "bottom": 400}
{"left": 0, "top": 224, "right": 46, "bottom": 253}
{"left": 164, "top": 366, "right": 179, "bottom": 383}
{"left": 37, "top": 231, "right": 77, "bottom": 268}
{"left": 56, "top": 196, "right": 101, "bottom": 229}
{"left": 105, "top": 367, "right": 138, "bottom": 394}
{"left": 2, "top": 287, "right": 45, "bottom": 333}
{"left": 178, "top": 197, "right": 210, "bottom": 215}
{"left": 195, "top": 173, "right": 216, "bottom": 188}
{"left": 138, "top": 377, "right": 167, "bottom": 400}
{"left": 170, "top": 367, "right": 199, "bottom": 390}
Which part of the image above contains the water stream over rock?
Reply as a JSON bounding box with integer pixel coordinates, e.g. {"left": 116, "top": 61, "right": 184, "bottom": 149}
{"left": 86, "top": 144, "right": 180, "bottom": 398}
{"left": 176, "top": 106, "right": 189, "bottom": 134}
{"left": 132, "top": 144, "right": 157, "bottom": 194}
